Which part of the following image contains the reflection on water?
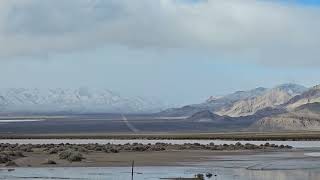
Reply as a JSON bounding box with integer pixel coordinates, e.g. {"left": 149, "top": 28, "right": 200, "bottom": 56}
{"left": 0, "top": 119, "right": 44, "bottom": 123}
{"left": 0, "top": 166, "right": 320, "bottom": 180}
{"left": 1, "top": 139, "right": 320, "bottom": 179}
{"left": 305, "top": 152, "right": 320, "bottom": 157}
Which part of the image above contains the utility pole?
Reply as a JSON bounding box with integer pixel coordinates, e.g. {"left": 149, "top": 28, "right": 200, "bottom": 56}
{"left": 131, "top": 160, "right": 134, "bottom": 180}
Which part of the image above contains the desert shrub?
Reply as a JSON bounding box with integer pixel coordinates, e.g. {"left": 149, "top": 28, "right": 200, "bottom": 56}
{"left": 195, "top": 173, "right": 204, "bottom": 180}
{"left": 44, "top": 160, "right": 57, "bottom": 165}
{"left": 206, "top": 173, "right": 213, "bottom": 178}
{"left": 0, "top": 154, "right": 10, "bottom": 163}
{"left": 5, "top": 161, "right": 18, "bottom": 167}
{"left": 75, "top": 146, "right": 88, "bottom": 153}
{"left": 110, "top": 148, "right": 119, "bottom": 153}
{"left": 58, "top": 150, "right": 71, "bottom": 160}
{"left": 133, "top": 145, "right": 147, "bottom": 152}
{"left": 94, "top": 146, "right": 103, "bottom": 151}
{"left": 59, "top": 149, "right": 84, "bottom": 162}
{"left": 19, "top": 144, "right": 33, "bottom": 152}
{"left": 48, "top": 148, "right": 59, "bottom": 154}
{"left": 285, "top": 145, "right": 293, "bottom": 149}
{"left": 67, "top": 152, "right": 83, "bottom": 162}
{"left": 11, "top": 151, "right": 25, "bottom": 157}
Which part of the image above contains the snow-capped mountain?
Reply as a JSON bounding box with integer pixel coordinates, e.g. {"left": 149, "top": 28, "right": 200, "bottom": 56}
{"left": 0, "top": 88, "right": 164, "bottom": 114}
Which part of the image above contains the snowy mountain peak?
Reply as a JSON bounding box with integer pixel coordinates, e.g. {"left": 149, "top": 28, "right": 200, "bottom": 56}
{"left": 0, "top": 88, "right": 164, "bottom": 114}
{"left": 274, "top": 83, "right": 307, "bottom": 95}
{"left": 312, "top": 84, "right": 320, "bottom": 90}
{"left": 206, "top": 96, "right": 222, "bottom": 103}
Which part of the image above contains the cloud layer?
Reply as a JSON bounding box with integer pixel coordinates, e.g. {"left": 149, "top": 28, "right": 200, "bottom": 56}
{"left": 0, "top": 0, "right": 320, "bottom": 66}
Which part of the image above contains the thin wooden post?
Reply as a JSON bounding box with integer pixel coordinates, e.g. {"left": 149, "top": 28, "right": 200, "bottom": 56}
{"left": 131, "top": 160, "right": 134, "bottom": 180}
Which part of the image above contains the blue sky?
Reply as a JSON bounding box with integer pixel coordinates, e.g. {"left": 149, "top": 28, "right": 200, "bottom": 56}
{"left": 286, "top": 0, "right": 320, "bottom": 5}
{"left": 0, "top": 0, "right": 320, "bottom": 105}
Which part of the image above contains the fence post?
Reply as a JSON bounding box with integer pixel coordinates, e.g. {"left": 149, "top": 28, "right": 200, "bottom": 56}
{"left": 131, "top": 160, "right": 134, "bottom": 180}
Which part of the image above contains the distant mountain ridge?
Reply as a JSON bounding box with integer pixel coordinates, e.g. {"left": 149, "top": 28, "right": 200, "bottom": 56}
{"left": 0, "top": 88, "right": 164, "bottom": 114}
{"left": 284, "top": 85, "right": 320, "bottom": 110}
{"left": 158, "top": 87, "right": 269, "bottom": 117}
{"left": 251, "top": 85, "right": 320, "bottom": 131}
{"left": 251, "top": 102, "right": 320, "bottom": 131}
{"left": 158, "top": 83, "right": 307, "bottom": 118}
{"left": 3, "top": 83, "right": 320, "bottom": 131}
{"left": 216, "top": 83, "right": 307, "bottom": 117}
{"left": 187, "top": 110, "right": 228, "bottom": 122}
{"left": 157, "top": 83, "right": 320, "bottom": 131}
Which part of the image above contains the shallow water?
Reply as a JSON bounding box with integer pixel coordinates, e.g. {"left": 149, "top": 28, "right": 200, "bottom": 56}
{"left": 0, "top": 119, "right": 44, "bottom": 123}
{"left": 1, "top": 139, "right": 320, "bottom": 179}
{"left": 1, "top": 139, "right": 320, "bottom": 148}
{"left": 1, "top": 166, "right": 320, "bottom": 180}
{"left": 304, "top": 152, "right": 320, "bottom": 157}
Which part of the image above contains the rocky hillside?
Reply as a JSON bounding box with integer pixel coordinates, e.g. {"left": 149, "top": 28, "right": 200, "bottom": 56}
{"left": 186, "top": 110, "right": 228, "bottom": 122}
{"left": 250, "top": 84, "right": 320, "bottom": 131}
{"left": 158, "top": 84, "right": 306, "bottom": 118}
{"left": 284, "top": 85, "right": 320, "bottom": 110}
{"left": 158, "top": 87, "right": 268, "bottom": 117}
{"left": 216, "top": 84, "right": 306, "bottom": 117}
{"left": 251, "top": 102, "right": 320, "bottom": 131}
{"left": 159, "top": 83, "right": 320, "bottom": 131}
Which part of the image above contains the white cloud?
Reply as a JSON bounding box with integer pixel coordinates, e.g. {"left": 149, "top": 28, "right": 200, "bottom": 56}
{"left": 0, "top": 0, "right": 320, "bottom": 66}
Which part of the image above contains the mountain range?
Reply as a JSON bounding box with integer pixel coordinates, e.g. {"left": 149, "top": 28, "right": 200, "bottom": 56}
{"left": 216, "top": 84, "right": 307, "bottom": 117}
{"left": 252, "top": 85, "right": 320, "bottom": 131}
{"left": 158, "top": 83, "right": 320, "bottom": 131}
{"left": 159, "top": 83, "right": 306, "bottom": 117}
{"left": 0, "top": 88, "right": 164, "bottom": 114}
{"left": 1, "top": 83, "right": 320, "bottom": 131}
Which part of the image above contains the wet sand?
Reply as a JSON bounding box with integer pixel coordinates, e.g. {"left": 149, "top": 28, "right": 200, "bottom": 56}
{"left": 5, "top": 149, "right": 303, "bottom": 168}
{"left": 0, "top": 140, "right": 294, "bottom": 168}
{"left": 2, "top": 146, "right": 320, "bottom": 180}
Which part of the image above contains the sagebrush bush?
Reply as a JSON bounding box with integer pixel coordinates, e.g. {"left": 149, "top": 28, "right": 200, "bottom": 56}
{"left": 59, "top": 149, "right": 84, "bottom": 162}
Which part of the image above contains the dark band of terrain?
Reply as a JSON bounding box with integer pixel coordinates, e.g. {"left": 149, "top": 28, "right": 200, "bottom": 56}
{"left": 1, "top": 114, "right": 320, "bottom": 140}
{"left": 0, "top": 114, "right": 252, "bottom": 134}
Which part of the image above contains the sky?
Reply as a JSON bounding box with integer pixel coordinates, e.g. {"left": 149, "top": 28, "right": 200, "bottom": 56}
{"left": 0, "top": 0, "right": 320, "bottom": 105}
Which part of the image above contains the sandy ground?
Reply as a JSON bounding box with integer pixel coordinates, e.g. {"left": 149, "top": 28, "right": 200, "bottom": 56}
{"left": 6, "top": 149, "right": 301, "bottom": 168}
